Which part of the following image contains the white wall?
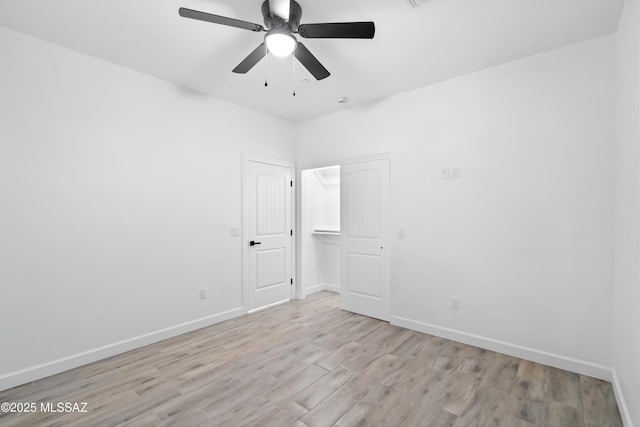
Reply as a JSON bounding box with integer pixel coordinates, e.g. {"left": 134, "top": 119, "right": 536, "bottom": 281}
{"left": 319, "top": 169, "right": 340, "bottom": 232}
{"left": 0, "top": 27, "right": 294, "bottom": 390}
{"left": 296, "top": 36, "right": 616, "bottom": 378}
{"left": 613, "top": 0, "right": 640, "bottom": 424}
{"left": 314, "top": 234, "right": 340, "bottom": 292}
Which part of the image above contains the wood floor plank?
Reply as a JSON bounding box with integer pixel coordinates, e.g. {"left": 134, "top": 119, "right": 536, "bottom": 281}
{"left": 545, "top": 400, "right": 585, "bottom": 427}
{"left": 352, "top": 353, "right": 402, "bottom": 386}
{"left": 389, "top": 331, "right": 432, "bottom": 359}
{"left": 0, "top": 292, "right": 623, "bottom": 427}
{"left": 86, "top": 387, "right": 181, "bottom": 427}
{"left": 315, "top": 341, "right": 363, "bottom": 371}
{"left": 514, "top": 398, "right": 547, "bottom": 425}
{"left": 510, "top": 377, "right": 548, "bottom": 403}
{"left": 263, "top": 364, "right": 329, "bottom": 404}
{"left": 580, "top": 376, "right": 623, "bottom": 427}
{"left": 298, "top": 381, "right": 369, "bottom": 427}
{"left": 197, "top": 373, "right": 277, "bottom": 417}
{"left": 249, "top": 401, "right": 308, "bottom": 427}
{"left": 439, "top": 371, "right": 482, "bottom": 416}
{"left": 457, "top": 387, "right": 519, "bottom": 427}
{"left": 119, "top": 412, "right": 164, "bottom": 427}
{"left": 292, "top": 366, "right": 353, "bottom": 410}
{"left": 209, "top": 395, "right": 276, "bottom": 427}
{"left": 154, "top": 376, "right": 238, "bottom": 422}
{"left": 478, "top": 356, "right": 521, "bottom": 393}
{"left": 336, "top": 382, "right": 424, "bottom": 427}
{"left": 500, "top": 415, "right": 539, "bottom": 427}
{"left": 548, "top": 368, "right": 584, "bottom": 410}
{"left": 518, "top": 360, "right": 550, "bottom": 383}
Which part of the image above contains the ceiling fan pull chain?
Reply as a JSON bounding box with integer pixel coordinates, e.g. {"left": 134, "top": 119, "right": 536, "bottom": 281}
{"left": 292, "top": 53, "right": 296, "bottom": 96}
{"left": 264, "top": 44, "right": 269, "bottom": 87}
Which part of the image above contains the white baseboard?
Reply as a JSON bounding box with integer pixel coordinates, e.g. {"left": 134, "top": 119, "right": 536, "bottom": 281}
{"left": 611, "top": 369, "right": 634, "bottom": 427}
{"left": 324, "top": 283, "right": 340, "bottom": 293}
{"left": 390, "top": 315, "right": 612, "bottom": 381}
{"left": 0, "top": 307, "right": 246, "bottom": 392}
{"left": 304, "top": 284, "right": 325, "bottom": 296}
{"left": 303, "top": 283, "right": 341, "bottom": 297}
{"left": 248, "top": 299, "right": 289, "bottom": 314}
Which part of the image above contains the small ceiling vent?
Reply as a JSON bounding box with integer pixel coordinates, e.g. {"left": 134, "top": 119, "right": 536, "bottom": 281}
{"left": 407, "top": 0, "right": 431, "bottom": 7}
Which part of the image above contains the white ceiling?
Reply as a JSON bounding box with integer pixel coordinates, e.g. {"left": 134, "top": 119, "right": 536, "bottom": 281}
{"left": 0, "top": 0, "right": 624, "bottom": 123}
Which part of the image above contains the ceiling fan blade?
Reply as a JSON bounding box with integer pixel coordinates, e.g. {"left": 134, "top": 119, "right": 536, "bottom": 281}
{"left": 179, "top": 8, "right": 264, "bottom": 32}
{"left": 233, "top": 43, "right": 267, "bottom": 74}
{"left": 269, "top": 0, "right": 290, "bottom": 21}
{"left": 298, "top": 22, "right": 375, "bottom": 39}
{"left": 294, "top": 43, "right": 330, "bottom": 80}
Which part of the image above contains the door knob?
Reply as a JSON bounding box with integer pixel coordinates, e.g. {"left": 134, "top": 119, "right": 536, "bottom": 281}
{"left": 250, "top": 241, "right": 262, "bottom": 246}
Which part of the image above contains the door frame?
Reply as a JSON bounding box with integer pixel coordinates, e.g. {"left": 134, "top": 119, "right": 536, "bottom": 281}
{"left": 242, "top": 153, "right": 296, "bottom": 312}
{"left": 296, "top": 152, "right": 391, "bottom": 301}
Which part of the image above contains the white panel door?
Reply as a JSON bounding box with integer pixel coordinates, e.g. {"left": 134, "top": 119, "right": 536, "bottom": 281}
{"left": 247, "top": 160, "right": 293, "bottom": 311}
{"left": 340, "top": 158, "right": 390, "bottom": 321}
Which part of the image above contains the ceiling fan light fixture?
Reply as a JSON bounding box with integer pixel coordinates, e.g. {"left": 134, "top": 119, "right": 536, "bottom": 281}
{"left": 265, "top": 30, "right": 297, "bottom": 57}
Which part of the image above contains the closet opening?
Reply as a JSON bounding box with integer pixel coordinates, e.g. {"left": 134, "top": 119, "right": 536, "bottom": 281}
{"left": 300, "top": 165, "right": 341, "bottom": 298}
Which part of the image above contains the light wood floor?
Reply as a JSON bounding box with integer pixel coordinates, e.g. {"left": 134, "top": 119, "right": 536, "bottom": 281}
{"left": 0, "top": 292, "right": 622, "bottom": 427}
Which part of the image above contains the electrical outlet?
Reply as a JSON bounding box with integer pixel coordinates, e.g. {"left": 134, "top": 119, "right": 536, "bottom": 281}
{"left": 441, "top": 168, "right": 450, "bottom": 179}
{"left": 200, "top": 288, "right": 207, "bottom": 299}
{"left": 450, "top": 296, "right": 459, "bottom": 310}
{"left": 451, "top": 167, "right": 460, "bottom": 179}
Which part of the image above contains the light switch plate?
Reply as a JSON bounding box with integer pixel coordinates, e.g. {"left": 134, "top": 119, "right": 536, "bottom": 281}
{"left": 441, "top": 168, "right": 450, "bottom": 179}
{"left": 451, "top": 167, "right": 459, "bottom": 178}
{"left": 230, "top": 227, "right": 240, "bottom": 237}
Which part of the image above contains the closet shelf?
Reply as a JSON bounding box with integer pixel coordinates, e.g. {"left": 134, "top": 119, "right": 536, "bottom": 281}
{"left": 311, "top": 229, "right": 341, "bottom": 236}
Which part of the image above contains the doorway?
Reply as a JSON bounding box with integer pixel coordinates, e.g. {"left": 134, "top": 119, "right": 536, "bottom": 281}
{"left": 300, "top": 155, "right": 391, "bottom": 321}
{"left": 301, "top": 166, "right": 342, "bottom": 297}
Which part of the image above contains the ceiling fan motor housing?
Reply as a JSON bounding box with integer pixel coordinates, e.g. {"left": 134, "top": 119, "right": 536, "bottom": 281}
{"left": 261, "top": 0, "right": 302, "bottom": 31}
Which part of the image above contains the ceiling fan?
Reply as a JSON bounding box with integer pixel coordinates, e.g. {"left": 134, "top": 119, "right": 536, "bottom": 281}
{"left": 178, "top": 0, "right": 375, "bottom": 81}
